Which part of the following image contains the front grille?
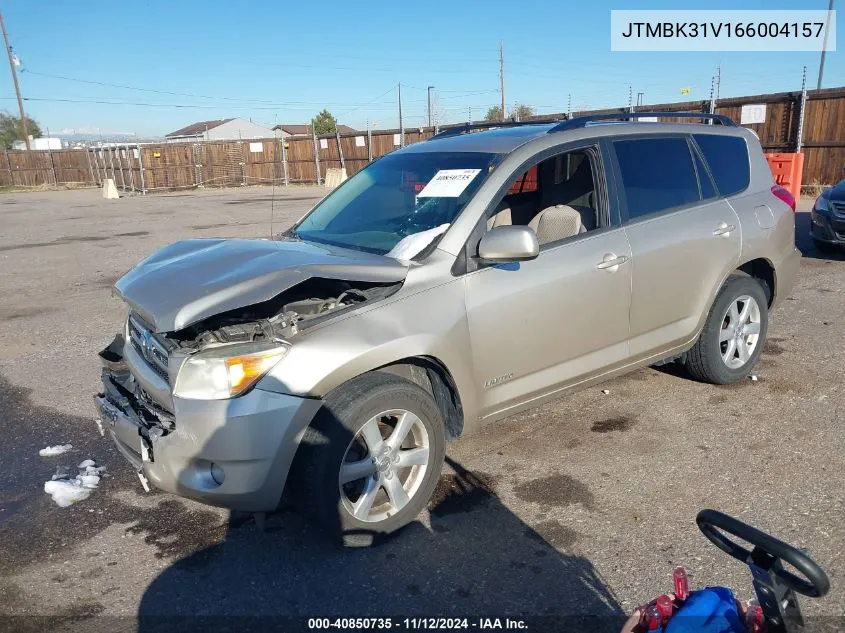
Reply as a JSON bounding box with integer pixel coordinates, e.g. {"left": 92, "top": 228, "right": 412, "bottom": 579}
{"left": 128, "top": 314, "right": 170, "bottom": 383}
{"left": 831, "top": 202, "right": 845, "bottom": 219}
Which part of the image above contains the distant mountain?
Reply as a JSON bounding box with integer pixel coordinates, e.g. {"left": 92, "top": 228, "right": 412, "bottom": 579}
{"left": 58, "top": 132, "right": 164, "bottom": 146}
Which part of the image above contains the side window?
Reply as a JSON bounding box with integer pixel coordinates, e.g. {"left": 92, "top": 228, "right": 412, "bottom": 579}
{"left": 507, "top": 165, "right": 538, "bottom": 194}
{"left": 693, "top": 134, "right": 750, "bottom": 197}
{"left": 692, "top": 148, "right": 718, "bottom": 200}
{"left": 614, "top": 137, "right": 699, "bottom": 220}
{"left": 486, "top": 148, "right": 602, "bottom": 246}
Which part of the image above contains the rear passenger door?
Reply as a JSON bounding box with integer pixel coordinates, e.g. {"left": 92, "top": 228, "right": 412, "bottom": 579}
{"left": 609, "top": 135, "right": 741, "bottom": 360}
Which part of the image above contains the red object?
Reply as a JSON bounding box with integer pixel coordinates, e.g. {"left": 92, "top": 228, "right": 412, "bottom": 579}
{"left": 764, "top": 152, "right": 804, "bottom": 204}
{"left": 673, "top": 567, "right": 690, "bottom": 601}
{"left": 748, "top": 603, "right": 766, "bottom": 633}
{"left": 771, "top": 184, "right": 796, "bottom": 212}
{"left": 507, "top": 165, "right": 538, "bottom": 194}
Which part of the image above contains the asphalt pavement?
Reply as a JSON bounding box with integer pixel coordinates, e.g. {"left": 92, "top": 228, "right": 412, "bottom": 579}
{"left": 0, "top": 186, "right": 842, "bottom": 631}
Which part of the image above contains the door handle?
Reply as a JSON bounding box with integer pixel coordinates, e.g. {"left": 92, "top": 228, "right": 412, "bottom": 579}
{"left": 713, "top": 223, "right": 736, "bottom": 236}
{"left": 596, "top": 254, "right": 629, "bottom": 270}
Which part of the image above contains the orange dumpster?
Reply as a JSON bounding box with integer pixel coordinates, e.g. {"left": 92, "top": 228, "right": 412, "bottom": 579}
{"left": 764, "top": 153, "right": 804, "bottom": 203}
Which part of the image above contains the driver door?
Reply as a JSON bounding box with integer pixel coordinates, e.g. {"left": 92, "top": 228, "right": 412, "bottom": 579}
{"left": 463, "top": 143, "right": 632, "bottom": 419}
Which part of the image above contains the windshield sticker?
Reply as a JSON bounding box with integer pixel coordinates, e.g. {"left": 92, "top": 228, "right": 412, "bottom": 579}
{"left": 417, "top": 169, "right": 482, "bottom": 198}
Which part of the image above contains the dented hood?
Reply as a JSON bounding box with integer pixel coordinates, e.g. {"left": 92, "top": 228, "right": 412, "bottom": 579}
{"left": 114, "top": 238, "right": 408, "bottom": 332}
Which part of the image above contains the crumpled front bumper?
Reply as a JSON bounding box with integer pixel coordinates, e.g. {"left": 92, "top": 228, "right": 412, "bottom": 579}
{"left": 95, "top": 335, "right": 322, "bottom": 512}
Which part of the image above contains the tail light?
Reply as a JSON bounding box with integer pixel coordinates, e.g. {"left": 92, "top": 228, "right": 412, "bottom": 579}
{"left": 771, "top": 184, "right": 796, "bottom": 212}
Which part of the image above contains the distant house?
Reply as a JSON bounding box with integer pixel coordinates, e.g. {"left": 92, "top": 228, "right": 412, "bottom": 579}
{"left": 272, "top": 123, "right": 358, "bottom": 138}
{"left": 165, "top": 118, "right": 275, "bottom": 142}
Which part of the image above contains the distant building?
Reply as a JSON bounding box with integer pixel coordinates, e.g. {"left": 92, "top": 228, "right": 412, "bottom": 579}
{"left": 12, "top": 137, "right": 62, "bottom": 151}
{"left": 272, "top": 123, "right": 358, "bottom": 138}
{"left": 165, "top": 118, "right": 275, "bottom": 142}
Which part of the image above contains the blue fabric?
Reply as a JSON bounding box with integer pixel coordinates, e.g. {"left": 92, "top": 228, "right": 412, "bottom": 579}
{"left": 660, "top": 587, "right": 746, "bottom": 633}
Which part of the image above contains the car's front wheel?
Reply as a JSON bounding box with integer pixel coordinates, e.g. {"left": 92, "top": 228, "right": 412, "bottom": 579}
{"left": 685, "top": 275, "right": 769, "bottom": 384}
{"left": 292, "top": 373, "right": 446, "bottom": 547}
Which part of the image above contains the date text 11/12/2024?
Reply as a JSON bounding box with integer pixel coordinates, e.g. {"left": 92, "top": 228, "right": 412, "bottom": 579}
{"left": 307, "top": 618, "right": 528, "bottom": 630}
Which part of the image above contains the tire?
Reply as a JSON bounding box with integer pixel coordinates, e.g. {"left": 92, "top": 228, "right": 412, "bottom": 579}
{"left": 685, "top": 275, "right": 769, "bottom": 385}
{"left": 291, "top": 372, "right": 446, "bottom": 547}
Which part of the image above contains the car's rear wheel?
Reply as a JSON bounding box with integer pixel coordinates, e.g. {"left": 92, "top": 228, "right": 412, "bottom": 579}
{"left": 685, "top": 275, "right": 769, "bottom": 384}
{"left": 292, "top": 372, "right": 445, "bottom": 547}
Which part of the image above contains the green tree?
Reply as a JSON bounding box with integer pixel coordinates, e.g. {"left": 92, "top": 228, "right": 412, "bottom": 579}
{"left": 311, "top": 109, "right": 338, "bottom": 136}
{"left": 0, "top": 112, "right": 42, "bottom": 149}
{"left": 510, "top": 103, "right": 535, "bottom": 121}
{"left": 484, "top": 105, "right": 503, "bottom": 122}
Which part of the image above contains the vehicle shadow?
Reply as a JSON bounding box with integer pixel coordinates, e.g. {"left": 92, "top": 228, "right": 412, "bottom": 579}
{"left": 794, "top": 210, "right": 845, "bottom": 261}
{"left": 137, "top": 443, "right": 625, "bottom": 632}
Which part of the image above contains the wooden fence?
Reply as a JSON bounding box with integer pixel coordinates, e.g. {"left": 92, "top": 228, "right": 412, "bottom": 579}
{"left": 2, "top": 86, "right": 843, "bottom": 192}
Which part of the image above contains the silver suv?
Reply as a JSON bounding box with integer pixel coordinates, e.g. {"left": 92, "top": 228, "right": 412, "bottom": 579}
{"left": 97, "top": 113, "right": 800, "bottom": 545}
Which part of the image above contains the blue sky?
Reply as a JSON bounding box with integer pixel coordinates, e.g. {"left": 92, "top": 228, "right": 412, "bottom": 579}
{"left": 2, "top": 0, "right": 841, "bottom": 137}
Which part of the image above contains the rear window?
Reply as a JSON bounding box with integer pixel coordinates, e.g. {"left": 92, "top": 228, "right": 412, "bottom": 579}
{"left": 693, "top": 135, "right": 750, "bottom": 197}
{"left": 614, "top": 137, "right": 699, "bottom": 220}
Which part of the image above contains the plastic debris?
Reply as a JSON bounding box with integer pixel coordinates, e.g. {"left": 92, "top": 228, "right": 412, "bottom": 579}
{"left": 601, "top": 389, "right": 610, "bottom": 395}
{"left": 43, "top": 460, "right": 106, "bottom": 507}
{"left": 39, "top": 444, "right": 73, "bottom": 457}
{"left": 749, "top": 374, "right": 759, "bottom": 382}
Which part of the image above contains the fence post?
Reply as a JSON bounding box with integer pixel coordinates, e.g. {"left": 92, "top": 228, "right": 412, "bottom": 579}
{"left": 312, "top": 130, "right": 322, "bottom": 185}
{"left": 4, "top": 151, "right": 12, "bottom": 186}
{"left": 240, "top": 141, "right": 246, "bottom": 186}
{"left": 796, "top": 66, "right": 808, "bottom": 154}
{"left": 335, "top": 130, "right": 345, "bottom": 172}
{"left": 47, "top": 146, "right": 58, "bottom": 186}
{"left": 367, "top": 126, "right": 373, "bottom": 162}
{"left": 115, "top": 146, "right": 127, "bottom": 191}
{"left": 107, "top": 148, "right": 117, "bottom": 183}
{"left": 136, "top": 144, "right": 147, "bottom": 195}
{"left": 192, "top": 144, "right": 201, "bottom": 187}
{"left": 280, "top": 137, "right": 289, "bottom": 186}
{"left": 85, "top": 148, "right": 95, "bottom": 186}
{"left": 126, "top": 145, "right": 136, "bottom": 193}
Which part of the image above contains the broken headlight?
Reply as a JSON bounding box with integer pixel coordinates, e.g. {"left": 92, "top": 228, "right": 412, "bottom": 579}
{"left": 173, "top": 342, "right": 290, "bottom": 400}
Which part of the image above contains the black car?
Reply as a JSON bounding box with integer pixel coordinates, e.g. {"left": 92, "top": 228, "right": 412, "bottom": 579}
{"left": 811, "top": 178, "right": 845, "bottom": 250}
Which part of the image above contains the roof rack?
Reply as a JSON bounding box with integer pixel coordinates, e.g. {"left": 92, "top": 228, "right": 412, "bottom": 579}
{"left": 428, "top": 120, "right": 562, "bottom": 141}
{"left": 548, "top": 112, "right": 736, "bottom": 133}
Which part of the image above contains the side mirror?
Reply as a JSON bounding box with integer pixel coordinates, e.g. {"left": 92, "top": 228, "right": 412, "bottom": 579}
{"left": 477, "top": 225, "right": 539, "bottom": 263}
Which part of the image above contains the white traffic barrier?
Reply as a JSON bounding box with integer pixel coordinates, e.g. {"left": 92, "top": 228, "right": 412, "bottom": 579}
{"left": 324, "top": 168, "right": 347, "bottom": 189}
{"left": 102, "top": 179, "right": 119, "bottom": 199}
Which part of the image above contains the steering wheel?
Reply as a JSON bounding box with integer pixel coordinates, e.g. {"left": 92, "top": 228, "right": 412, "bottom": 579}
{"left": 696, "top": 509, "right": 830, "bottom": 598}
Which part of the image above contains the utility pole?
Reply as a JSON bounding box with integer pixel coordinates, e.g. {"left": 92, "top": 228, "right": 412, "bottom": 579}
{"left": 567, "top": 94, "right": 572, "bottom": 119}
{"left": 817, "top": 0, "right": 835, "bottom": 89}
{"left": 427, "top": 85, "right": 434, "bottom": 128}
{"left": 0, "top": 12, "right": 29, "bottom": 149}
{"left": 398, "top": 82, "right": 404, "bottom": 147}
{"left": 499, "top": 41, "right": 505, "bottom": 122}
{"left": 628, "top": 85, "right": 633, "bottom": 113}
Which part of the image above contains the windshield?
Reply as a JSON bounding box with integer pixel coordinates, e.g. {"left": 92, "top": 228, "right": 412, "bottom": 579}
{"left": 291, "top": 151, "right": 501, "bottom": 256}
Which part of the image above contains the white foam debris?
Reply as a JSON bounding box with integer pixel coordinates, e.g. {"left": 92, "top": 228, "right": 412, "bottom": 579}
{"left": 43, "top": 460, "right": 106, "bottom": 507}
{"left": 601, "top": 389, "right": 610, "bottom": 395}
{"left": 39, "top": 444, "right": 73, "bottom": 457}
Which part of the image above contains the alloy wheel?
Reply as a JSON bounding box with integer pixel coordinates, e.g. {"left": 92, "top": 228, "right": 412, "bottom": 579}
{"left": 719, "top": 295, "right": 762, "bottom": 369}
{"left": 338, "top": 409, "right": 430, "bottom": 523}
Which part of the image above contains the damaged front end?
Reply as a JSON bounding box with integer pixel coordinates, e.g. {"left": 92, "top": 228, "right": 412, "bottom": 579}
{"left": 95, "top": 272, "right": 401, "bottom": 509}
